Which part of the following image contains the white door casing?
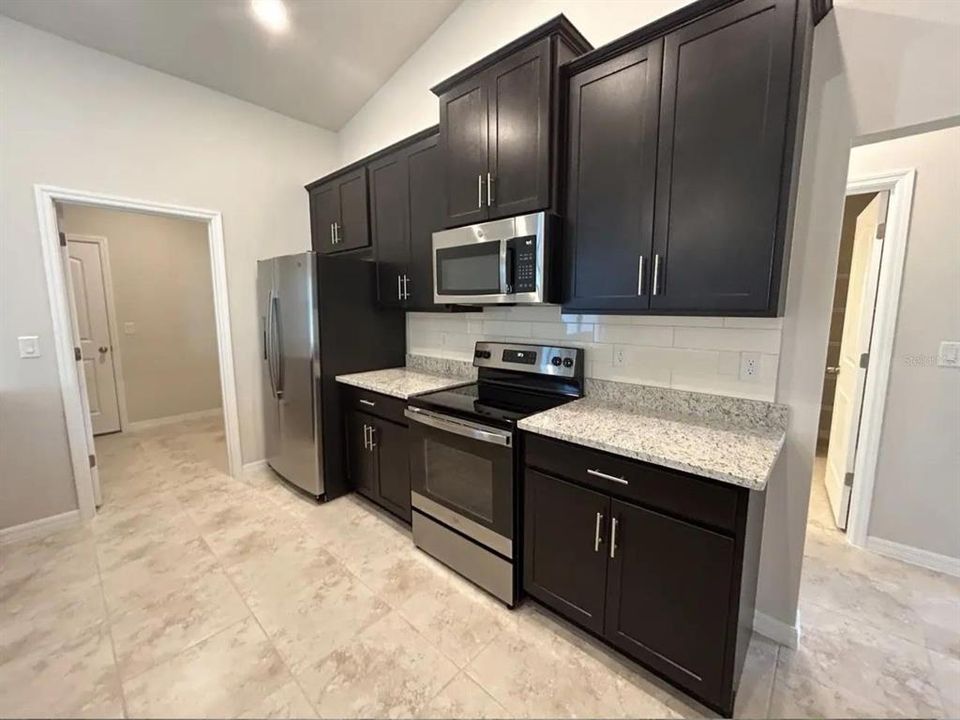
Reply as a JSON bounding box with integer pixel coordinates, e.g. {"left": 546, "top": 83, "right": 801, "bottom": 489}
{"left": 824, "top": 192, "right": 887, "bottom": 529}
{"left": 67, "top": 237, "right": 122, "bottom": 435}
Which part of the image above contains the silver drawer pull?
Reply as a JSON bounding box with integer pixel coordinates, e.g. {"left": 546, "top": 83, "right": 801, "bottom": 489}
{"left": 610, "top": 517, "right": 618, "bottom": 559}
{"left": 587, "top": 468, "right": 628, "bottom": 485}
{"left": 359, "top": 399, "right": 376, "bottom": 407}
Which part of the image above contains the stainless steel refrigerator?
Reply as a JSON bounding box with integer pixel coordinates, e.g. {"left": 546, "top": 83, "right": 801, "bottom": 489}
{"left": 258, "top": 252, "right": 405, "bottom": 500}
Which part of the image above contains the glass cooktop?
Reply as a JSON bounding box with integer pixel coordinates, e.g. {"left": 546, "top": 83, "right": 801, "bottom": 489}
{"left": 408, "top": 382, "right": 576, "bottom": 429}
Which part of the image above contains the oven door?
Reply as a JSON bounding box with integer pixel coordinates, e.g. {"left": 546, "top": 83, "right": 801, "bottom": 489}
{"left": 405, "top": 407, "right": 515, "bottom": 558}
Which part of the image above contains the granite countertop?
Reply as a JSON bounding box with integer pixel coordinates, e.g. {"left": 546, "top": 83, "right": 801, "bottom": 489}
{"left": 335, "top": 367, "right": 471, "bottom": 400}
{"left": 518, "top": 385, "right": 786, "bottom": 491}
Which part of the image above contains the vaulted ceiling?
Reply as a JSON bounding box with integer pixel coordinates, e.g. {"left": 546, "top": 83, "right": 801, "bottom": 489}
{"left": 0, "top": 0, "right": 460, "bottom": 130}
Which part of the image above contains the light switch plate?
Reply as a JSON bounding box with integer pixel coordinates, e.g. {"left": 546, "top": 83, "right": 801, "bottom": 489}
{"left": 18, "top": 335, "right": 40, "bottom": 358}
{"left": 938, "top": 341, "right": 960, "bottom": 368}
{"left": 123, "top": 322, "right": 137, "bottom": 335}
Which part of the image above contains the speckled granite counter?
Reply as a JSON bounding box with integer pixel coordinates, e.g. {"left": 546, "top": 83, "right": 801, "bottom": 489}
{"left": 518, "top": 380, "right": 787, "bottom": 491}
{"left": 336, "top": 367, "right": 471, "bottom": 400}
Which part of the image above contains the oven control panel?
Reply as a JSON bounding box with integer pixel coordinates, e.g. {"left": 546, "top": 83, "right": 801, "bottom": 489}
{"left": 473, "top": 341, "right": 582, "bottom": 379}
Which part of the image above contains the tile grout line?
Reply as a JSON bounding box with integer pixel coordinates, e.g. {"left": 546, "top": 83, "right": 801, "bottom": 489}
{"left": 91, "top": 514, "right": 132, "bottom": 720}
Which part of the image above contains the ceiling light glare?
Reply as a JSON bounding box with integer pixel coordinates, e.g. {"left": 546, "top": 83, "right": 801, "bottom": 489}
{"left": 251, "top": 0, "right": 289, "bottom": 33}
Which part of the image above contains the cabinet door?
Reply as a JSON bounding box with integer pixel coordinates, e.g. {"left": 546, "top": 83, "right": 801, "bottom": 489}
{"left": 405, "top": 135, "right": 445, "bottom": 310}
{"left": 438, "top": 76, "right": 488, "bottom": 227}
{"left": 652, "top": 0, "right": 796, "bottom": 313}
{"left": 310, "top": 183, "right": 340, "bottom": 254}
{"left": 372, "top": 419, "right": 411, "bottom": 522}
{"left": 486, "top": 38, "right": 551, "bottom": 220}
{"left": 523, "top": 469, "right": 609, "bottom": 634}
{"left": 369, "top": 151, "right": 410, "bottom": 307}
{"left": 347, "top": 411, "right": 378, "bottom": 500}
{"left": 337, "top": 168, "right": 370, "bottom": 252}
{"left": 563, "top": 41, "right": 662, "bottom": 312}
{"left": 605, "top": 498, "right": 735, "bottom": 705}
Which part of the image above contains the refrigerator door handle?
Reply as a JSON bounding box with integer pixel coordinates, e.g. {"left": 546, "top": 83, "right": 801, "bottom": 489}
{"left": 271, "top": 294, "right": 284, "bottom": 398}
{"left": 265, "top": 291, "right": 278, "bottom": 396}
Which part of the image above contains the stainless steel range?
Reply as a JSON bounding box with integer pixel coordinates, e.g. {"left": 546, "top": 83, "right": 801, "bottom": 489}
{"left": 405, "top": 341, "right": 584, "bottom": 605}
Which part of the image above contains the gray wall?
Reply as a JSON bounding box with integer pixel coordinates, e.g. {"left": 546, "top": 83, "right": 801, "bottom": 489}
{"left": 850, "top": 126, "right": 960, "bottom": 560}
{"left": 0, "top": 17, "right": 339, "bottom": 530}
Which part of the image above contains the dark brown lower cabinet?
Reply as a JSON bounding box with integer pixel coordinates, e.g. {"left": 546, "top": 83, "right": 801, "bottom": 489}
{"left": 523, "top": 435, "right": 764, "bottom": 717}
{"left": 345, "top": 390, "right": 412, "bottom": 523}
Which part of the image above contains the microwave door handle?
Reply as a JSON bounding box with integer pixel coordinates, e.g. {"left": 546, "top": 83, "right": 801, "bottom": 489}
{"left": 499, "top": 239, "right": 509, "bottom": 295}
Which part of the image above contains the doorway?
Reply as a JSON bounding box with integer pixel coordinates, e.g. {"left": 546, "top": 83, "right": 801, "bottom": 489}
{"left": 35, "top": 185, "right": 243, "bottom": 522}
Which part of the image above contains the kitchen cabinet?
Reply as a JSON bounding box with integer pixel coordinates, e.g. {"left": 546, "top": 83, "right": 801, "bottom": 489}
{"left": 343, "top": 387, "right": 412, "bottom": 523}
{"left": 561, "top": 0, "right": 811, "bottom": 316}
{"left": 523, "top": 433, "right": 764, "bottom": 716}
{"left": 308, "top": 167, "right": 369, "bottom": 254}
{"left": 368, "top": 129, "right": 446, "bottom": 311}
{"left": 433, "top": 16, "right": 591, "bottom": 228}
{"left": 523, "top": 469, "right": 609, "bottom": 634}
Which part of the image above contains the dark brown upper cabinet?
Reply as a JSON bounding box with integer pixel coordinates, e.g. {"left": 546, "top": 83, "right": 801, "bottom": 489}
{"left": 368, "top": 128, "right": 448, "bottom": 311}
{"left": 433, "top": 16, "right": 591, "bottom": 229}
{"left": 307, "top": 167, "right": 370, "bottom": 254}
{"left": 562, "top": 0, "right": 812, "bottom": 316}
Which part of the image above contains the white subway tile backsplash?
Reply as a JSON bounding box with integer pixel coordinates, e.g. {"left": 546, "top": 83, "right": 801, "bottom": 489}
{"left": 405, "top": 307, "right": 782, "bottom": 402}
{"left": 595, "top": 324, "right": 674, "bottom": 347}
{"left": 673, "top": 326, "right": 782, "bottom": 354}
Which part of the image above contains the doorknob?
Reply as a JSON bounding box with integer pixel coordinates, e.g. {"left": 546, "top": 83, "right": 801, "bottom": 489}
{"left": 98, "top": 346, "right": 109, "bottom": 354}
{"left": 825, "top": 366, "right": 840, "bottom": 375}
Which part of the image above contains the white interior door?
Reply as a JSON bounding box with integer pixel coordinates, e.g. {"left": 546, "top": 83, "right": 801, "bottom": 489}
{"left": 825, "top": 193, "right": 886, "bottom": 529}
{"left": 68, "top": 238, "right": 122, "bottom": 435}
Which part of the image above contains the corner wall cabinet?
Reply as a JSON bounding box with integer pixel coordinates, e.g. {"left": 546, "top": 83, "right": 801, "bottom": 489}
{"left": 308, "top": 167, "right": 370, "bottom": 254}
{"left": 562, "top": 0, "right": 812, "bottom": 316}
{"left": 432, "top": 16, "right": 592, "bottom": 228}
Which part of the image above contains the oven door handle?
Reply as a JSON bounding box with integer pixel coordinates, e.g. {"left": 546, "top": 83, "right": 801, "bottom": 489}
{"left": 404, "top": 407, "right": 513, "bottom": 447}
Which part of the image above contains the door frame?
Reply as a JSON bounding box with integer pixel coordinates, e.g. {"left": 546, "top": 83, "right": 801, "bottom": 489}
{"left": 840, "top": 168, "right": 915, "bottom": 548}
{"left": 35, "top": 184, "right": 243, "bottom": 521}
{"left": 65, "top": 234, "right": 130, "bottom": 432}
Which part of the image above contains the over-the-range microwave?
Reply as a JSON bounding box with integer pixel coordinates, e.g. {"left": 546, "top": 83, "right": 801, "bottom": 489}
{"left": 432, "top": 211, "right": 557, "bottom": 305}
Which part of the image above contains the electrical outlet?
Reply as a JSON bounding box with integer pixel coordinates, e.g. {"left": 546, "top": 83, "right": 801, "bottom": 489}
{"left": 613, "top": 347, "right": 625, "bottom": 367}
{"left": 739, "top": 352, "right": 761, "bottom": 380}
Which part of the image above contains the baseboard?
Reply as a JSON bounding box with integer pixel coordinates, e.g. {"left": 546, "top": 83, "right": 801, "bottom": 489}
{"left": 0, "top": 510, "right": 81, "bottom": 545}
{"left": 242, "top": 459, "right": 268, "bottom": 474}
{"left": 865, "top": 536, "right": 960, "bottom": 578}
{"left": 125, "top": 407, "right": 222, "bottom": 432}
{"left": 753, "top": 609, "right": 799, "bottom": 649}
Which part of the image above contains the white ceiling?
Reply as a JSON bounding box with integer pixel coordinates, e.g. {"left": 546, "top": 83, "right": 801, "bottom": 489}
{"left": 0, "top": 0, "right": 460, "bottom": 131}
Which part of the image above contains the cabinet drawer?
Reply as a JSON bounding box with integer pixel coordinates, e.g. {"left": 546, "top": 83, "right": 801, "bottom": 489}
{"left": 342, "top": 386, "right": 407, "bottom": 425}
{"left": 524, "top": 434, "right": 740, "bottom": 533}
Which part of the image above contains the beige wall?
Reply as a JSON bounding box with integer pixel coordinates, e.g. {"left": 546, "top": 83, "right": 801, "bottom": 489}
{"left": 0, "top": 17, "right": 339, "bottom": 530}
{"left": 60, "top": 205, "right": 223, "bottom": 424}
{"left": 847, "top": 126, "right": 960, "bottom": 560}
{"left": 336, "top": 0, "right": 960, "bottom": 636}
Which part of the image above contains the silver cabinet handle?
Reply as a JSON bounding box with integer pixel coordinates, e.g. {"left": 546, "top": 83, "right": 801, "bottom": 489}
{"left": 397, "top": 274, "right": 403, "bottom": 300}
{"left": 477, "top": 174, "right": 483, "bottom": 209}
{"left": 652, "top": 254, "right": 662, "bottom": 296}
{"left": 330, "top": 222, "right": 334, "bottom": 246}
{"left": 335, "top": 222, "right": 341, "bottom": 244}
{"left": 610, "top": 517, "right": 618, "bottom": 559}
{"left": 487, "top": 172, "right": 494, "bottom": 207}
{"left": 403, "top": 275, "right": 410, "bottom": 300}
{"left": 362, "top": 424, "right": 370, "bottom": 450}
{"left": 368, "top": 426, "right": 377, "bottom": 450}
{"left": 359, "top": 399, "right": 376, "bottom": 407}
{"left": 587, "top": 468, "right": 629, "bottom": 485}
{"left": 637, "top": 255, "right": 645, "bottom": 296}
{"left": 594, "top": 512, "right": 603, "bottom": 553}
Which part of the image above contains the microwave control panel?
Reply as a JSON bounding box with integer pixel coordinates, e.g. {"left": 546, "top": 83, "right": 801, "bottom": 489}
{"left": 511, "top": 236, "right": 538, "bottom": 293}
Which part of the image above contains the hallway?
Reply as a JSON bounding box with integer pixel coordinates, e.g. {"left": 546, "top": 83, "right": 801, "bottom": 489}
{"left": 1, "top": 421, "right": 957, "bottom": 718}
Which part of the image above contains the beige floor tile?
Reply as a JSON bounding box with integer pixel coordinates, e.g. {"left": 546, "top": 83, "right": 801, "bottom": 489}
{"left": 466, "top": 609, "right": 680, "bottom": 719}
{"left": 769, "top": 665, "right": 894, "bottom": 719}
{"left": 419, "top": 672, "right": 509, "bottom": 719}
{"left": 929, "top": 648, "right": 960, "bottom": 718}
{"left": 0, "top": 620, "right": 124, "bottom": 719}
{"left": 0, "top": 525, "right": 99, "bottom": 604}
{"left": 397, "top": 569, "right": 509, "bottom": 667}
{"left": 95, "top": 510, "right": 201, "bottom": 573}
{"left": 237, "top": 679, "right": 318, "bottom": 719}
{"left": 123, "top": 616, "right": 290, "bottom": 719}
{"left": 228, "top": 538, "right": 390, "bottom": 671}
{"left": 295, "top": 610, "right": 459, "bottom": 718}
{"left": 344, "top": 534, "right": 448, "bottom": 608}
{"left": 733, "top": 634, "right": 779, "bottom": 718}
{"left": 778, "top": 602, "right": 943, "bottom": 717}
{"left": 109, "top": 567, "right": 251, "bottom": 678}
